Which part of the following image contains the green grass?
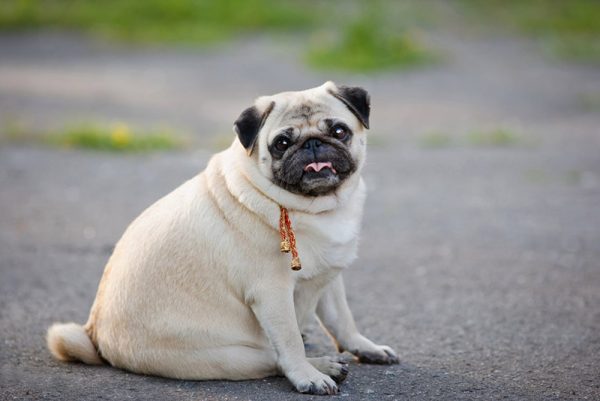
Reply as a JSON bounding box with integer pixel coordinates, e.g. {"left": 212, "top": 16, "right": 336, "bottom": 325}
{"left": 466, "top": 129, "right": 520, "bottom": 147}
{"left": 462, "top": 0, "right": 600, "bottom": 62}
{"left": 524, "top": 169, "right": 587, "bottom": 185}
{"left": 1, "top": 115, "right": 30, "bottom": 143}
{"left": 419, "top": 132, "right": 454, "bottom": 148}
{"left": 48, "top": 123, "right": 184, "bottom": 152}
{"left": 0, "top": 0, "right": 436, "bottom": 72}
{"left": 306, "top": 10, "right": 433, "bottom": 72}
{"left": 418, "top": 128, "right": 522, "bottom": 149}
{"left": 0, "top": 118, "right": 187, "bottom": 152}
{"left": 0, "top": 0, "right": 314, "bottom": 44}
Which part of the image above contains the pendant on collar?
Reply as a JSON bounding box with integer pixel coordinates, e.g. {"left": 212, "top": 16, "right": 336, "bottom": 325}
{"left": 279, "top": 206, "right": 301, "bottom": 270}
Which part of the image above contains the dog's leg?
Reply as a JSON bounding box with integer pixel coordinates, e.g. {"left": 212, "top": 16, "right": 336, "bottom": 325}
{"left": 250, "top": 286, "right": 339, "bottom": 395}
{"left": 316, "top": 275, "right": 399, "bottom": 364}
{"left": 123, "top": 345, "right": 279, "bottom": 380}
{"left": 294, "top": 278, "right": 328, "bottom": 339}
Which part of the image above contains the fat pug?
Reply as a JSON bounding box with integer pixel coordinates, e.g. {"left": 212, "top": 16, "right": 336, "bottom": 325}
{"left": 47, "top": 81, "right": 398, "bottom": 395}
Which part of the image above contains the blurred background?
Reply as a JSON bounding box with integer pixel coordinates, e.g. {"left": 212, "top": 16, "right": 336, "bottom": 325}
{"left": 1, "top": 1, "right": 599, "bottom": 400}
{"left": 1, "top": 0, "right": 599, "bottom": 149}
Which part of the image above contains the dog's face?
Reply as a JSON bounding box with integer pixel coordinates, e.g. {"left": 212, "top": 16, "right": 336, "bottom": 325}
{"left": 234, "top": 82, "right": 370, "bottom": 197}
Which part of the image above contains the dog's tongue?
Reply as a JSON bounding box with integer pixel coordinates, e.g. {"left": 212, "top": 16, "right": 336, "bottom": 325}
{"left": 304, "top": 161, "right": 336, "bottom": 173}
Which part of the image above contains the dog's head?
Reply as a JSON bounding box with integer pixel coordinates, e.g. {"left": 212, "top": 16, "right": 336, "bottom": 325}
{"left": 234, "top": 82, "right": 370, "bottom": 197}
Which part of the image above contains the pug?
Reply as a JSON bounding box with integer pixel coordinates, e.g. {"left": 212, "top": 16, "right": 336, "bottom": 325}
{"left": 47, "top": 82, "right": 398, "bottom": 395}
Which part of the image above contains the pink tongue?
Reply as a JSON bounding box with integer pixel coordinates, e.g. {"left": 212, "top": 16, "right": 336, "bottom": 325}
{"left": 304, "top": 161, "right": 336, "bottom": 173}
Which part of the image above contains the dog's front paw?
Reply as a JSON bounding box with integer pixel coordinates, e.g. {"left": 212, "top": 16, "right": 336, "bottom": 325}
{"left": 288, "top": 365, "right": 339, "bottom": 395}
{"left": 308, "top": 356, "right": 349, "bottom": 383}
{"left": 343, "top": 335, "right": 400, "bottom": 365}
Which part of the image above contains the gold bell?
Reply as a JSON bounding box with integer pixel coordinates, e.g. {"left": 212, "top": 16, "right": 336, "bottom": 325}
{"left": 291, "top": 256, "right": 302, "bottom": 271}
{"left": 280, "top": 239, "right": 291, "bottom": 253}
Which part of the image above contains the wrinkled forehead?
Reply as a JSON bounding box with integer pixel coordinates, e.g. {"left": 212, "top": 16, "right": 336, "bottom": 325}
{"left": 281, "top": 100, "right": 327, "bottom": 125}
{"left": 261, "top": 92, "right": 356, "bottom": 142}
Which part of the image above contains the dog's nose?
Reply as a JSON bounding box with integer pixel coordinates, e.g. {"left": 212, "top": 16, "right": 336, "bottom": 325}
{"left": 303, "top": 138, "right": 322, "bottom": 151}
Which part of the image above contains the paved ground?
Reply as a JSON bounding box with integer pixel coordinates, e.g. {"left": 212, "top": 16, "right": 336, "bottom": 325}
{"left": 1, "top": 24, "right": 600, "bottom": 401}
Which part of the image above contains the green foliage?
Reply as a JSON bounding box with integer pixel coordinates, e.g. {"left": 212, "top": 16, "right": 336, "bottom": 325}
{"left": 418, "top": 129, "right": 522, "bottom": 149}
{"left": 463, "top": 0, "right": 600, "bottom": 62}
{"left": 466, "top": 129, "right": 520, "bottom": 147}
{"left": 306, "top": 8, "right": 432, "bottom": 72}
{"left": 0, "top": 0, "right": 314, "bottom": 44}
{"left": 0, "top": 0, "right": 435, "bottom": 72}
{"left": 49, "top": 123, "right": 184, "bottom": 152}
{"left": 1, "top": 116, "right": 30, "bottom": 142}
{"left": 419, "top": 132, "right": 454, "bottom": 149}
{"left": 508, "top": 0, "right": 600, "bottom": 36}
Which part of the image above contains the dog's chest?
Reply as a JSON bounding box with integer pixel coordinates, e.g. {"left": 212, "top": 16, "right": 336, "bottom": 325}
{"left": 292, "top": 211, "right": 361, "bottom": 273}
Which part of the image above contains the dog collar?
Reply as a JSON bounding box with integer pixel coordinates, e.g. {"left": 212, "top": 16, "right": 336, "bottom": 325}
{"left": 278, "top": 206, "right": 301, "bottom": 270}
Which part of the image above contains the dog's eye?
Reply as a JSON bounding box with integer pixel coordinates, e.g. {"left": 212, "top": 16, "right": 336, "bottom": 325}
{"left": 274, "top": 136, "right": 291, "bottom": 152}
{"left": 331, "top": 124, "right": 349, "bottom": 141}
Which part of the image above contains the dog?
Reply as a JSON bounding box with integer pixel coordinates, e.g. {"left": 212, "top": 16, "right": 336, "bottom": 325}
{"left": 47, "top": 82, "right": 398, "bottom": 395}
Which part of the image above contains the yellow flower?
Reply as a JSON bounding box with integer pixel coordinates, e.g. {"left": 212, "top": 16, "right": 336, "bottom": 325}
{"left": 111, "top": 123, "right": 132, "bottom": 148}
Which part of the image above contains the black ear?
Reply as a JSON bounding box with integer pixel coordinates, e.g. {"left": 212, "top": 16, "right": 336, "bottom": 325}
{"left": 329, "top": 86, "right": 370, "bottom": 129}
{"left": 233, "top": 101, "right": 275, "bottom": 155}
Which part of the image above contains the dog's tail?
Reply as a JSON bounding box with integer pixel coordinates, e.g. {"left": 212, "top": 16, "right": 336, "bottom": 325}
{"left": 47, "top": 322, "right": 103, "bottom": 365}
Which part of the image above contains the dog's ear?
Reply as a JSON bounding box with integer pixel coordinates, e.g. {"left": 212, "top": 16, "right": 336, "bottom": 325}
{"left": 330, "top": 86, "right": 370, "bottom": 129}
{"left": 234, "top": 101, "right": 275, "bottom": 155}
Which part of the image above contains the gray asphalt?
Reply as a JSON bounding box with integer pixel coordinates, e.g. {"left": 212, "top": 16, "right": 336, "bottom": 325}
{"left": 1, "top": 28, "right": 599, "bottom": 401}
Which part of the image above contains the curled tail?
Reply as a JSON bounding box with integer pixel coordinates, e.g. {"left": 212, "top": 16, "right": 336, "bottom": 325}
{"left": 47, "top": 322, "right": 103, "bottom": 365}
